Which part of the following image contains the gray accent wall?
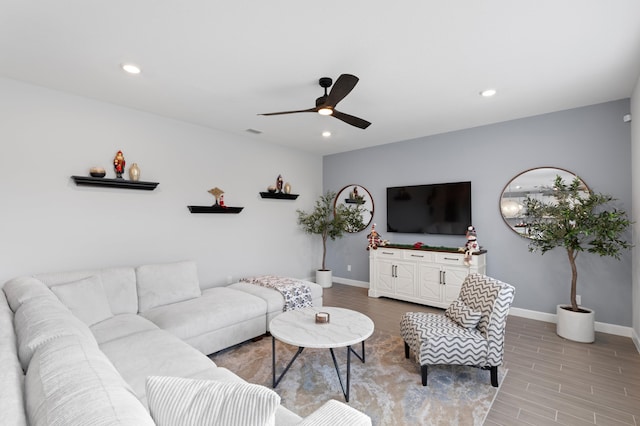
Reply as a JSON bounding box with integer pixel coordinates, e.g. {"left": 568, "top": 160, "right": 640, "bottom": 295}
{"left": 324, "top": 99, "right": 633, "bottom": 327}
{"left": 631, "top": 75, "right": 640, "bottom": 345}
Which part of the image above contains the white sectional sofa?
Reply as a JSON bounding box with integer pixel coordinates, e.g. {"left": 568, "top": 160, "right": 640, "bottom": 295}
{"left": 0, "top": 260, "right": 371, "bottom": 426}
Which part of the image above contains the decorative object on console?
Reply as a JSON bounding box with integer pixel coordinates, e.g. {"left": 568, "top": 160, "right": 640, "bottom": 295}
{"left": 335, "top": 184, "right": 374, "bottom": 233}
{"left": 459, "top": 225, "right": 480, "bottom": 266}
{"left": 366, "top": 223, "right": 388, "bottom": 251}
{"left": 524, "top": 175, "right": 631, "bottom": 343}
{"left": 188, "top": 186, "right": 244, "bottom": 213}
{"left": 284, "top": 182, "right": 292, "bottom": 194}
{"left": 297, "top": 190, "right": 365, "bottom": 288}
{"left": 89, "top": 167, "right": 106, "bottom": 178}
{"left": 113, "top": 150, "right": 125, "bottom": 178}
{"left": 129, "top": 163, "right": 140, "bottom": 182}
{"left": 276, "top": 174, "right": 284, "bottom": 193}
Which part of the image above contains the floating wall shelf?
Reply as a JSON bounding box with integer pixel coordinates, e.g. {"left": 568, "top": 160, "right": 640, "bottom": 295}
{"left": 71, "top": 176, "right": 159, "bottom": 190}
{"left": 259, "top": 192, "right": 299, "bottom": 200}
{"left": 187, "top": 205, "right": 244, "bottom": 214}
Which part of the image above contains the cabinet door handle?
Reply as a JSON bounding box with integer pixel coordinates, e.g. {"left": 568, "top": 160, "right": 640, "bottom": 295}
{"left": 443, "top": 257, "right": 457, "bottom": 261}
{"left": 394, "top": 265, "right": 398, "bottom": 278}
{"left": 439, "top": 270, "right": 443, "bottom": 285}
{"left": 382, "top": 251, "right": 394, "bottom": 255}
{"left": 411, "top": 254, "right": 424, "bottom": 258}
{"left": 442, "top": 270, "right": 446, "bottom": 285}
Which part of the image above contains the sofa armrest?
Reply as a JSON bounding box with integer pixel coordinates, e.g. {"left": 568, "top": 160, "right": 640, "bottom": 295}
{"left": 297, "top": 399, "right": 371, "bottom": 426}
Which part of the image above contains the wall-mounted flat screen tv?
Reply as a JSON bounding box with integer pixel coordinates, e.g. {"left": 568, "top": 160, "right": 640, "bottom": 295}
{"left": 386, "top": 181, "right": 472, "bottom": 235}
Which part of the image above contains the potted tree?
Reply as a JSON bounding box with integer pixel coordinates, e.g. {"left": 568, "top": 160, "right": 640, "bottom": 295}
{"left": 525, "top": 175, "right": 631, "bottom": 342}
{"left": 297, "top": 190, "right": 365, "bottom": 288}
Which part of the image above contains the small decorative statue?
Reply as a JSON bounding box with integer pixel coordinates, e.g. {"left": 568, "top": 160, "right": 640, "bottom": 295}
{"left": 276, "top": 175, "right": 284, "bottom": 193}
{"left": 366, "top": 223, "right": 388, "bottom": 250}
{"left": 459, "top": 225, "right": 479, "bottom": 266}
{"left": 113, "top": 150, "right": 125, "bottom": 178}
{"left": 207, "top": 187, "right": 225, "bottom": 206}
{"left": 219, "top": 194, "right": 226, "bottom": 208}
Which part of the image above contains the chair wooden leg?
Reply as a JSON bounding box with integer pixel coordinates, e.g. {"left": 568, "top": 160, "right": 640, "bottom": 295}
{"left": 421, "top": 365, "right": 428, "bottom": 386}
{"left": 404, "top": 341, "right": 410, "bottom": 359}
{"left": 490, "top": 366, "right": 498, "bottom": 387}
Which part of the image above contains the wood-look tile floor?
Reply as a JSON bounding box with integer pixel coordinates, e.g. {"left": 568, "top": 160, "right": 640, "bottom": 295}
{"left": 323, "top": 283, "right": 640, "bottom": 426}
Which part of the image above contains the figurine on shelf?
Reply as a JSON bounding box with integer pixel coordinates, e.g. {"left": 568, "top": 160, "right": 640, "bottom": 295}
{"left": 113, "top": 150, "right": 125, "bottom": 179}
{"left": 207, "top": 187, "right": 225, "bottom": 206}
{"left": 276, "top": 175, "right": 284, "bottom": 193}
{"left": 366, "top": 223, "right": 388, "bottom": 251}
{"left": 459, "top": 225, "right": 480, "bottom": 266}
{"left": 219, "top": 194, "right": 226, "bottom": 208}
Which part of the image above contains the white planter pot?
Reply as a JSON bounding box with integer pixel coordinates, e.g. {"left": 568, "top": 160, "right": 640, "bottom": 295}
{"left": 315, "top": 270, "right": 333, "bottom": 288}
{"left": 556, "top": 304, "right": 595, "bottom": 343}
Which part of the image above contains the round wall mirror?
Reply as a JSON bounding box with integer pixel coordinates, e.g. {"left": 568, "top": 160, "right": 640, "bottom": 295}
{"left": 334, "top": 184, "right": 374, "bottom": 233}
{"left": 500, "top": 167, "right": 589, "bottom": 237}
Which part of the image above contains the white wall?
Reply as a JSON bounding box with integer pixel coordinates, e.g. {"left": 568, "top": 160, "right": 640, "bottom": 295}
{"left": 631, "top": 74, "right": 640, "bottom": 348}
{"left": 0, "top": 78, "right": 323, "bottom": 287}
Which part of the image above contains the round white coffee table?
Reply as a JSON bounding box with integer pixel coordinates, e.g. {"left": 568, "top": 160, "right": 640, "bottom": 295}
{"left": 269, "top": 306, "right": 374, "bottom": 402}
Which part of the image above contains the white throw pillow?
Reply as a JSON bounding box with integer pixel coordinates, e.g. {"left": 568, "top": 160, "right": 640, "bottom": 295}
{"left": 445, "top": 298, "right": 482, "bottom": 329}
{"left": 146, "top": 376, "right": 280, "bottom": 426}
{"left": 51, "top": 275, "right": 113, "bottom": 326}
{"left": 136, "top": 261, "right": 202, "bottom": 312}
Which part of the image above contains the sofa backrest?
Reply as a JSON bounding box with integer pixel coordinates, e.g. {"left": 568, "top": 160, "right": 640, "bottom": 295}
{"left": 35, "top": 267, "right": 138, "bottom": 315}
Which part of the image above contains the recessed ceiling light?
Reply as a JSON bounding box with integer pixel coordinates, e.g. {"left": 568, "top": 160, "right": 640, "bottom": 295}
{"left": 322, "top": 131, "right": 332, "bottom": 138}
{"left": 480, "top": 89, "right": 497, "bottom": 97}
{"left": 121, "top": 63, "right": 141, "bottom": 75}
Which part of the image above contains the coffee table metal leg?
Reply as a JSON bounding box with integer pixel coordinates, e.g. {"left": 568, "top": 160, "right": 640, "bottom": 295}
{"left": 272, "top": 336, "right": 305, "bottom": 388}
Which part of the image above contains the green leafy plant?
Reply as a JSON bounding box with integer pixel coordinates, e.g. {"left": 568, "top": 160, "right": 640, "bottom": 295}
{"left": 297, "top": 190, "right": 365, "bottom": 270}
{"left": 525, "top": 175, "right": 631, "bottom": 312}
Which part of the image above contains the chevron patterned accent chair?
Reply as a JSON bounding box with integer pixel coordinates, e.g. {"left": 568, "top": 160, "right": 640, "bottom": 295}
{"left": 400, "top": 273, "right": 515, "bottom": 387}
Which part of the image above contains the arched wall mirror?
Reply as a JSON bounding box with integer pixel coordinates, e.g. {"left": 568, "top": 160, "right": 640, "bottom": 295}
{"left": 334, "top": 184, "right": 374, "bottom": 233}
{"left": 500, "top": 167, "right": 589, "bottom": 237}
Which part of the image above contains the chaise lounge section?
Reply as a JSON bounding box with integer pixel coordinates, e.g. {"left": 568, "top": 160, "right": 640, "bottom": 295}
{"left": 1, "top": 260, "right": 370, "bottom": 425}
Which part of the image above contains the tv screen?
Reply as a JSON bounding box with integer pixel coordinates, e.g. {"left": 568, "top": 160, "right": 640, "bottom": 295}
{"left": 386, "top": 182, "right": 472, "bottom": 235}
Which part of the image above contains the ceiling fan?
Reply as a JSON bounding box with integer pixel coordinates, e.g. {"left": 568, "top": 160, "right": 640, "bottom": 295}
{"left": 259, "top": 74, "right": 371, "bottom": 129}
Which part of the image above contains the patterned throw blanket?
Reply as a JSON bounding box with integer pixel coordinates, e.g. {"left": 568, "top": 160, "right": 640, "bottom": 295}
{"left": 240, "top": 275, "right": 313, "bottom": 312}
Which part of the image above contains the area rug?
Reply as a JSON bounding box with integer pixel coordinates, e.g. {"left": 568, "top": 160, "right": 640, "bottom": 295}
{"left": 210, "top": 330, "right": 505, "bottom": 425}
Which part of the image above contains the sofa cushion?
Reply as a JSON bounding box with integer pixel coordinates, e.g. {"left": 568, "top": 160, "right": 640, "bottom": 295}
{"left": 146, "top": 376, "right": 280, "bottom": 426}
{"left": 90, "top": 313, "right": 159, "bottom": 345}
{"left": 3, "top": 276, "right": 56, "bottom": 313}
{"left": 445, "top": 298, "right": 482, "bottom": 329}
{"left": 36, "top": 267, "right": 139, "bottom": 315}
{"left": 99, "top": 328, "right": 219, "bottom": 405}
{"left": 141, "top": 287, "right": 267, "bottom": 342}
{"left": 25, "top": 335, "right": 154, "bottom": 426}
{"left": 14, "top": 296, "right": 98, "bottom": 371}
{"left": 50, "top": 275, "right": 114, "bottom": 326}
{"left": 136, "top": 260, "right": 201, "bottom": 313}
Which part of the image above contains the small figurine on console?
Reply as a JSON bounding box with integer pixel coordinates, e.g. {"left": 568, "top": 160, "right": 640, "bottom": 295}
{"left": 459, "top": 225, "right": 479, "bottom": 266}
{"left": 113, "top": 150, "right": 125, "bottom": 179}
{"left": 219, "top": 194, "right": 226, "bottom": 208}
{"left": 366, "top": 223, "right": 388, "bottom": 251}
{"left": 276, "top": 175, "right": 284, "bottom": 193}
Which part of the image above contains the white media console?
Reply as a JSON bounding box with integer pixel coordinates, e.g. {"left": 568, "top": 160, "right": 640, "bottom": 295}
{"left": 368, "top": 246, "right": 487, "bottom": 309}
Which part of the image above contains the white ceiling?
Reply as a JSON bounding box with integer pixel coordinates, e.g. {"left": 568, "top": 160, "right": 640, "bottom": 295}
{"left": 2, "top": 1, "right": 640, "bottom": 156}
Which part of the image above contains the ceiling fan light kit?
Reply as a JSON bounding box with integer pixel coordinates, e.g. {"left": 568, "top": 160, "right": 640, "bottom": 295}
{"left": 259, "top": 74, "right": 371, "bottom": 129}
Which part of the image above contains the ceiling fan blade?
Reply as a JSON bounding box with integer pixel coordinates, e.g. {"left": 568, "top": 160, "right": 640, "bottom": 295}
{"left": 324, "top": 74, "right": 359, "bottom": 107}
{"left": 258, "top": 107, "right": 317, "bottom": 116}
{"left": 332, "top": 109, "right": 371, "bottom": 129}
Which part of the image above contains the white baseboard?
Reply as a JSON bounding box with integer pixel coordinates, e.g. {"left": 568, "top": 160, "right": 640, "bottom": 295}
{"left": 332, "top": 278, "right": 638, "bottom": 347}
{"left": 492, "top": 307, "right": 636, "bottom": 339}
